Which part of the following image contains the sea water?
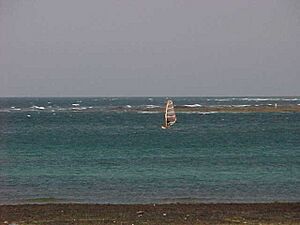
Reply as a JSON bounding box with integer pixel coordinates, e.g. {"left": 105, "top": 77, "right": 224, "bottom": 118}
{"left": 0, "top": 97, "right": 299, "bottom": 204}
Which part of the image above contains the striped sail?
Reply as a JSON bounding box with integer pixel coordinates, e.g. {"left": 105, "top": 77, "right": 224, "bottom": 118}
{"left": 162, "top": 99, "right": 177, "bottom": 128}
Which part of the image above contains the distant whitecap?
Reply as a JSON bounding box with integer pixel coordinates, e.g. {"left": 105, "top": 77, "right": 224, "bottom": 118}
{"left": 145, "top": 105, "right": 159, "bottom": 109}
{"left": 31, "top": 106, "right": 45, "bottom": 110}
{"left": 231, "top": 105, "right": 251, "bottom": 107}
{"left": 184, "top": 104, "right": 202, "bottom": 107}
{"left": 10, "top": 107, "right": 21, "bottom": 111}
{"left": 138, "top": 111, "right": 159, "bottom": 114}
{"left": 215, "top": 98, "right": 231, "bottom": 102}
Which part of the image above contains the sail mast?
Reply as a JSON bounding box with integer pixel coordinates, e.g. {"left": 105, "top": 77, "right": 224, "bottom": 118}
{"left": 165, "top": 100, "right": 169, "bottom": 127}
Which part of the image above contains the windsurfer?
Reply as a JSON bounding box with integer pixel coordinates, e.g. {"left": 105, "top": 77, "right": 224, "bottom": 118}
{"left": 161, "top": 99, "right": 176, "bottom": 129}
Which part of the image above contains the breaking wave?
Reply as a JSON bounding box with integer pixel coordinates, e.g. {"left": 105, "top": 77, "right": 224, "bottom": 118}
{"left": 145, "top": 105, "right": 160, "bottom": 109}
{"left": 184, "top": 104, "right": 202, "bottom": 107}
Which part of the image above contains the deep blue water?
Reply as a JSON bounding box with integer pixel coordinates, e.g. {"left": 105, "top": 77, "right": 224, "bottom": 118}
{"left": 0, "top": 97, "right": 299, "bottom": 204}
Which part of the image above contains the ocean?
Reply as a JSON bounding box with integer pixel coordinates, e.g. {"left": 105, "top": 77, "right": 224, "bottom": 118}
{"left": 0, "top": 97, "right": 299, "bottom": 204}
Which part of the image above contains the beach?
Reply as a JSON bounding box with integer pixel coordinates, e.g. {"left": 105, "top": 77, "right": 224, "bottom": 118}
{"left": 1, "top": 203, "right": 300, "bottom": 225}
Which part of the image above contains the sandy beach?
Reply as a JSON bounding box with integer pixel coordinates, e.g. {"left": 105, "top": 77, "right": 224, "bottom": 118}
{"left": 1, "top": 203, "right": 299, "bottom": 225}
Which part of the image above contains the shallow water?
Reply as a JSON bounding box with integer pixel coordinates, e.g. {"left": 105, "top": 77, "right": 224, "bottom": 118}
{"left": 0, "top": 97, "right": 299, "bottom": 204}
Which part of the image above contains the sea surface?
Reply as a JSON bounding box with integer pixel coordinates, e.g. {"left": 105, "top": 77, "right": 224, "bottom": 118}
{"left": 0, "top": 97, "right": 299, "bottom": 204}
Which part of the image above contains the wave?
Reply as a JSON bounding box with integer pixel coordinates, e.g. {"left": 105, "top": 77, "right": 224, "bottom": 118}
{"left": 199, "top": 111, "right": 218, "bottom": 114}
{"left": 31, "top": 106, "right": 45, "bottom": 110}
{"left": 183, "top": 104, "right": 202, "bottom": 107}
{"left": 179, "top": 111, "right": 218, "bottom": 114}
{"left": 10, "top": 107, "right": 21, "bottom": 111}
{"left": 145, "top": 105, "right": 160, "bottom": 109}
{"left": 138, "top": 111, "right": 160, "bottom": 114}
{"left": 214, "top": 98, "right": 233, "bottom": 102}
{"left": 72, "top": 107, "right": 87, "bottom": 110}
{"left": 211, "top": 97, "right": 300, "bottom": 102}
{"left": 231, "top": 105, "right": 251, "bottom": 107}
{"left": 282, "top": 98, "right": 299, "bottom": 101}
{"left": 239, "top": 97, "right": 299, "bottom": 101}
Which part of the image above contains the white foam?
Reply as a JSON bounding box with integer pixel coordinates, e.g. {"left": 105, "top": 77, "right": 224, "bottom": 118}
{"left": 72, "top": 103, "right": 80, "bottom": 106}
{"left": 184, "top": 104, "right": 202, "bottom": 107}
{"left": 146, "top": 105, "right": 160, "bottom": 108}
{"left": 231, "top": 105, "right": 251, "bottom": 107}
{"left": 72, "top": 107, "right": 87, "bottom": 110}
{"left": 10, "top": 107, "right": 21, "bottom": 111}
{"left": 195, "top": 111, "right": 217, "bottom": 114}
{"left": 179, "top": 111, "right": 218, "bottom": 114}
{"left": 199, "top": 111, "right": 218, "bottom": 114}
{"left": 125, "top": 105, "right": 132, "bottom": 108}
{"left": 282, "top": 98, "right": 299, "bottom": 101}
{"left": 31, "top": 106, "right": 45, "bottom": 110}
{"left": 241, "top": 98, "right": 281, "bottom": 101}
{"left": 214, "top": 98, "right": 232, "bottom": 102}
{"left": 138, "top": 111, "right": 160, "bottom": 114}
{"left": 208, "top": 105, "right": 231, "bottom": 107}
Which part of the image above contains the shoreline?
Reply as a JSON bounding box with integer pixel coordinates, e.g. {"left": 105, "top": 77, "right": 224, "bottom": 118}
{"left": 1, "top": 202, "right": 299, "bottom": 225}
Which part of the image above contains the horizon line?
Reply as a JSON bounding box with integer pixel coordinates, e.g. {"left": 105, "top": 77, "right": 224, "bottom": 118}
{"left": 0, "top": 95, "right": 299, "bottom": 98}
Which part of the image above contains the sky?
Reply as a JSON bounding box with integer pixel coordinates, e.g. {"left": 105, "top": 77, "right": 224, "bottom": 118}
{"left": 0, "top": 0, "right": 299, "bottom": 97}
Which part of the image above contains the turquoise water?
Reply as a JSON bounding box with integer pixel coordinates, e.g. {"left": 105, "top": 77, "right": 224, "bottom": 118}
{"left": 0, "top": 97, "right": 299, "bottom": 204}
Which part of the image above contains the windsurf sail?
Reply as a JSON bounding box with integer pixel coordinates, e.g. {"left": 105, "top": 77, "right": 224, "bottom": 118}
{"left": 162, "top": 99, "right": 177, "bottom": 129}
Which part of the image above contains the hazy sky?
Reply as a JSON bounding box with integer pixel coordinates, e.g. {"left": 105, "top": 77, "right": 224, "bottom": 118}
{"left": 1, "top": 0, "right": 299, "bottom": 97}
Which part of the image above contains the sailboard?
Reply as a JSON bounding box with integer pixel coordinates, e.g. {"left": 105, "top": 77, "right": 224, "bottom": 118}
{"left": 161, "top": 99, "right": 177, "bottom": 129}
